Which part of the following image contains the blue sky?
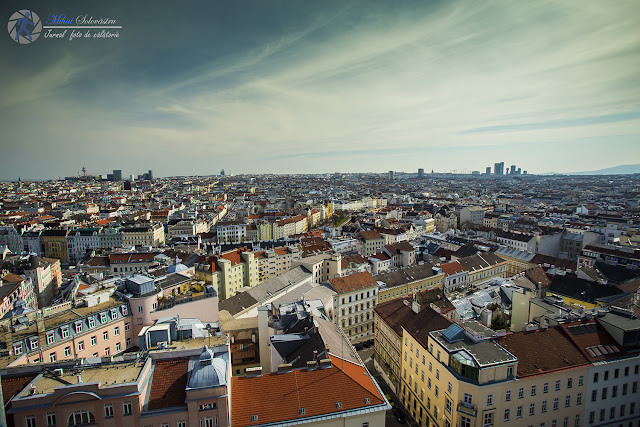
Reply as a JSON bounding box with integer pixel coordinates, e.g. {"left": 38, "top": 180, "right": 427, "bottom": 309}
{"left": 1, "top": 0, "right": 639, "bottom": 179}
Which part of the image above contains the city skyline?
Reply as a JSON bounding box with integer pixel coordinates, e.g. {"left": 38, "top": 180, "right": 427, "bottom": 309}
{"left": 2, "top": 0, "right": 640, "bottom": 180}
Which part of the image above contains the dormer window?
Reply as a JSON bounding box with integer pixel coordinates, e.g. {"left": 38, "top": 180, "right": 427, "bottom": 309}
{"left": 121, "top": 306, "right": 128, "bottom": 315}
{"left": 100, "top": 313, "right": 107, "bottom": 323}
{"left": 336, "top": 402, "right": 342, "bottom": 409}
{"left": 110, "top": 308, "right": 118, "bottom": 320}
{"left": 61, "top": 326, "right": 69, "bottom": 339}
{"left": 88, "top": 317, "right": 96, "bottom": 328}
{"left": 299, "top": 408, "right": 305, "bottom": 415}
{"left": 74, "top": 321, "right": 82, "bottom": 333}
{"left": 252, "top": 415, "right": 258, "bottom": 422}
{"left": 13, "top": 343, "right": 23, "bottom": 355}
{"left": 46, "top": 332, "right": 55, "bottom": 345}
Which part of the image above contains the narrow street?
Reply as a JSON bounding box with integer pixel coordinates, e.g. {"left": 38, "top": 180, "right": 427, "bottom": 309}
{"left": 358, "top": 348, "right": 421, "bottom": 427}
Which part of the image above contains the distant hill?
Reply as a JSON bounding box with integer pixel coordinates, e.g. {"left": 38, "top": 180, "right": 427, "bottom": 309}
{"left": 542, "top": 164, "right": 640, "bottom": 175}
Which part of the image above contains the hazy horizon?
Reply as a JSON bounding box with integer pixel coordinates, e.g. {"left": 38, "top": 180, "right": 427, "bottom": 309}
{"left": 2, "top": 1, "right": 639, "bottom": 180}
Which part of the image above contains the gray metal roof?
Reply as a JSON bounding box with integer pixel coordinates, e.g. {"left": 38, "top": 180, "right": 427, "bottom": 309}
{"left": 187, "top": 346, "right": 228, "bottom": 389}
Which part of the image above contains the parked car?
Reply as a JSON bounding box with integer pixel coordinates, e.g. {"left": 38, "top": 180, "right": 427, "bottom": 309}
{"left": 354, "top": 343, "right": 365, "bottom": 351}
{"left": 392, "top": 407, "right": 406, "bottom": 423}
{"left": 385, "top": 393, "right": 395, "bottom": 407}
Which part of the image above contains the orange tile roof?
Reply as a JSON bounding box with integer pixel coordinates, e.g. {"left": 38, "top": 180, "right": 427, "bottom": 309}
{"left": 329, "top": 271, "right": 377, "bottom": 294}
{"left": 559, "top": 320, "right": 626, "bottom": 362}
{"left": 494, "top": 327, "right": 591, "bottom": 378}
{"left": 1, "top": 375, "right": 36, "bottom": 405}
{"left": 230, "top": 356, "right": 385, "bottom": 426}
{"left": 148, "top": 358, "right": 189, "bottom": 410}
{"left": 439, "top": 261, "right": 466, "bottom": 276}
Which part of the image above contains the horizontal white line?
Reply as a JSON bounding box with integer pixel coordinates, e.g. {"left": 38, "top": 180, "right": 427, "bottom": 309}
{"left": 42, "top": 26, "right": 122, "bottom": 29}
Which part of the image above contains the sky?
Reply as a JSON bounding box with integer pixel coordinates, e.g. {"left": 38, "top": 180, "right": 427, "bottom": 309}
{"left": 1, "top": 0, "right": 640, "bottom": 180}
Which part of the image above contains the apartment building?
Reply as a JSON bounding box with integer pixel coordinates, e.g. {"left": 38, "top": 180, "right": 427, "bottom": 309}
{"left": 496, "top": 231, "right": 537, "bottom": 254}
{"left": 374, "top": 293, "right": 454, "bottom": 392}
{"left": 330, "top": 271, "right": 378, "bottom": 343}
{"left": 457, "top": 252, "right": 507, "bottom": 286}
{"left": 358, "top": 230, "right": 386, "bottom": 256}
{"left": 376, "top": 263, "right": 445, "bottom": 303}
{"left": 121, "top": 223, "right": 165, "bottom": 247}
{"left": 3, "top": 341, "right": 231, "bottom": 427}
{"left": 253, "top": 245, "right": 302, "bottom": 283}
{"left": 66, "top": 228, "right": 101, "bottom": 264}
{"left": 460, "top": 206, "right": 486, "bottom": 227}
{"left": 22, "top": 255, "right": 60, "bottom": 308}
{"left": 216, "top": 221, "right": 247, "bottom": 243}
{"left": 41, "top": 229, "right": 69, "bottom": 263}
{"left": 401, "top": 321, "right": 590, "bottom": 427}
{"left": 292, "top": 252, "right": 342, "bottom": 284}
{"left": 0, "top": 273, "right": 37, "bottom": 318}
{"left": 439, "top": 261, "right": 468, "bottom": 293}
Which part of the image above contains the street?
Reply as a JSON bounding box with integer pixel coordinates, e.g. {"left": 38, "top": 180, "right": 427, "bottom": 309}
{"left": 357, "top": 348, "right": 420, "bottom": 427}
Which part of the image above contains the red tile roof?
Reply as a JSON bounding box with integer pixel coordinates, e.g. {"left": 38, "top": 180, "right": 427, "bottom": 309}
{"left": 559, "top": 320, "right": 626, "bottom": 362}
{"left": 439, "top": 261, "right": 466, "bottom": 276}
{"left": 329, "top": 271, "right": 377, "bottom": 294}
{"left": 494, "top": 327, "right": 591, "bottom": 378}
{"left": 230, "top": 356, "right": 385, "bottom": 427}
{"left": 148, "top": 358, "right": 189, "bottom": 410}
{"left": 1, "top": 375, "right": 36, "bottom": 405}
{"left": 109, "top": 252, "right": 157, "bottom": 264}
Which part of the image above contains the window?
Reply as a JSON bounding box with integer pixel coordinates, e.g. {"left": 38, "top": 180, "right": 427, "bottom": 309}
{"left": 517, "top": 406, "right": 523, "bottom": 418}
{"left": 507, "top": 365, "right": 513, "bottom": 376}
{"left": 555, "top": 380, "right": 561, "bottom": 391}
{"left": 565, "top": 395, "right": 570, "bottom": 407}
{"left": 104, "top": 347, "right": 110, "bottom": 356}
{"left": 483, "top": 413, "right": 493, "bottom": 426}
{"left": 435, "top": 386, "right": 439, "bottom": 397}
{"left": 429, "top": 361, "right": 432, "bottom": 372}
{"left": 46, "top": 412, "right": 56, "bottom": 426}
{"left": 518, "top": 388, "right": 524, "bottom": 399}
{"left": 64, "top": 346, "right": 71, "bottom": 357}
{"left": 114, "top": 326, "right": 120, "bottom": 336}
{"left": 463, "top": 393, "right": 473, "bottom": 406}
{"left": 445, "top": 398, "right": 452, "bottom": 413}
{"left": 461, "top": 417, "right": 471, "bottom": 427}
{"left": 103, "top": 331, "right": 109, "bottom": 341}
{"left": 88, "top": 317, "right": 95, "bottom": 328}
{"left": 178, "top": 422, "right": 186, "bottom": 427}
{"left": 68, "top": 411, "right": 95, "bottom": 426}
{"left": 612, "top": 385, "right": 618, "bottom": 398}
{"left": 30, "top": 339, "right": 38, "bottom": 351}
{"left": 125, "top": 322, "right": 130, "bottom": 331}
{"left": 13, "top": 344, "right": 23, "bottom": 355}
{"left": 574, "top": 415, "right": 580, "bottom": 427}
{"left": 110, "top": 308, "right": 118, "bottom": 319}
{"left": 604, "top": 370, "right": 609, "bottom": 381}
{"left": 623, "top": 383, "right": 628, "bottom": 395}
{"left": 123, "top": 401, "right": 132, "bottom": 415}
{"left": 26, "top": 416, "right": 36, "bottom": 427}
{"left": 46, "top": 332, "right": 54, "bottom": 345}
{"left": 300, "top": 408, "right": 306, "bottom": 415}
{"left": 567, "top": 378, "right": 572, "bottom": 388}
{"left": 90, "top": 336, "right": 97, "bottom": 346}
{"left": 576, "top": 393, "right": 582, "bottom": 405}
{"left": 138, "top": 306, "right": 143, "bottom": 313}
{"left": 116, "top": 342, "right": 121, "bottom": 352}
{"left": 591, "top": 390, "right": 597, "bottom": 402}
{"left": 487, "top": 395, "right": 493, "bottom": 406}
{"left": 105, "top": 404, "right": 114, "bottom": 418}
{"left": 543, "top": 382, "right": 549, "bottom": 393}
{"left": 530, "top": 403, "right": 535, "bottom": 416}
{"left": 61, "top": 327, "right": 69, "bottom": 339}
{"left": 578, "top": 375, "right": 583, "bottom": 386}
{"left": 436, "top": 369, "right": 440, "bottom": 380}
{"left": 126, "top": 338, "right": 131, "bottom": 347}
{"left": 74, "top": 322, "right": 82, "bottom": 333}
{"left": 602, "top": 388, "right": 607, "bottom": 399}
{"left": 49, "top": 352, "right": 56, "bottom": 362}
{"left": 531, "top": 385, "right": 537, "bottom": 396}
{"left": 614, "top": 368, "right": 619, "bottom": 378}
{"left": 505, "top": 390, "right": 511, "bottom": 401}
{"left": 553, "top": 398, "right": 559, "bottom": 410}
{"left": 199, "top": 403, "right": 217, "bottom": 411}
{"left": 593, "top": 372, "right": 599, "bottom": 383}
{"left": 504, "top": 409, "right": 510, "bottom": 421}
{"left": 542, "top": 400, "right": 547, "bottom": 413}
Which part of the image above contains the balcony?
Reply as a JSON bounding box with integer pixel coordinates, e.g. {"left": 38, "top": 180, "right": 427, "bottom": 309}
{"left": 457, "top": 401, "right": 477, "bottom": 417}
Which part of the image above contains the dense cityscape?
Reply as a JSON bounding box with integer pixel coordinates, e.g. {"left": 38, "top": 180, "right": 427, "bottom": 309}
{"left": 4, "top": 0, "right": 640, "bottom": 425}
{"left": 0, "top": 168, "right": 638, "bottom": 427}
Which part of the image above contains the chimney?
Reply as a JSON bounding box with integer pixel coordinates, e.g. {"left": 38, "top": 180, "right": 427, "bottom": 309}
{"left": 318, "top": 358, "right": 332, "bottom": 369}
{"left": 277, "top": 363, "right": 293, "bottom": 374}
{"left": 245, "top": 366, "right": 262, "bottom": 377}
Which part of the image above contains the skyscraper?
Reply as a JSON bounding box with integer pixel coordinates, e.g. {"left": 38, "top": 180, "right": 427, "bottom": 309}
{"left": 418, "top": 168, "right": 425, "bottom": 178}
{"left": 485, "top": 166, "right": 491, "bottom": 175}
{"left": 388, "top": 170, "right": 395, "bottom": 180}
{"left": 510, "top": 165, "right": 516, "bottom": 175}
{"left": 494, "top": 162, "right": 504, "bottom": 175}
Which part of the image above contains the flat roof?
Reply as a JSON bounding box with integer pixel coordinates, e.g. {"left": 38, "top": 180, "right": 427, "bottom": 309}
{"left": 431, "top": 329, "right": 516, "bottom": 368}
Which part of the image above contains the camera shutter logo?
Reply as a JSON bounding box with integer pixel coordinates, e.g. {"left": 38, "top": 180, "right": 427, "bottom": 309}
{"left": 8, "top": 10, "right": 42, "bottom": 44}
